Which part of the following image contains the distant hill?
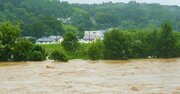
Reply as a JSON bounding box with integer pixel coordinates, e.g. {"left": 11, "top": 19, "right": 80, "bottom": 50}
{"left": 72, "top": 1, "right": 180, "bottom": 30}
{"left": 1, "top": 0, "right": 180, "bottom": 37}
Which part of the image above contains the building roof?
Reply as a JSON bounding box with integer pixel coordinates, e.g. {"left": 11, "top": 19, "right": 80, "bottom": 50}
{"left": 36, "top": 36, "right": 63, "bottom": 42}
{"left": 36, "top": 37, "right": 55, "bottom": 42}
{"left": 85, "top": 30, "right": 106, "bottom": 32}
{"left": 49, "top": 36, "right": 62, "bottom": 39}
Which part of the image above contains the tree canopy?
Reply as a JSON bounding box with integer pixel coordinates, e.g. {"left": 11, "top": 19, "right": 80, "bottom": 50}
{"left": 0, "top": 0, "right": 180, "bottom": 38}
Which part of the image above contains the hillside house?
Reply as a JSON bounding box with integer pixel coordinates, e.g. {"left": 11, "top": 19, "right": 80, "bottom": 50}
{"left": 80, "top": 30, "right": 106, "bottom": 43}
{"left": 36, "top": 36, "right": 63, "bottom": 44}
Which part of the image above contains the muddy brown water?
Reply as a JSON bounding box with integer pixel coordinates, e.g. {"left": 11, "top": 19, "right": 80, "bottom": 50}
{"left": 0, "top": 58, "right": 180, "bottom": 94}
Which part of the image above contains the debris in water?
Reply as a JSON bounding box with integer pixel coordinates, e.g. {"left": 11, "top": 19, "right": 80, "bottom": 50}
{"left": 176, "top": 86, "right": 180, "bottom": 90}
{"left": 46, "top": 65, "right": 55, "bottom": 68}
{"left": 131, "top": 86, "right": 139, "bottom": 91}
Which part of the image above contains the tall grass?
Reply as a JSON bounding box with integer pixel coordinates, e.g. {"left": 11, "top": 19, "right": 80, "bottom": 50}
{"left": 39, "top": 44, "right": 90, "bottom": 59}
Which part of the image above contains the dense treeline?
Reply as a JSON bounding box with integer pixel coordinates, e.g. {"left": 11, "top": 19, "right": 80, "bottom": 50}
{"left": 1, "top": 0, "right": 180, "bottom": 38}
{"left": 1, "top": 21, "right": 180, "bottom": 62}
{"left": 48, "top": 22, "right": 180, "bottom": 60}
{"left": 102, "top": 22, "right": 180, "bottom": 59}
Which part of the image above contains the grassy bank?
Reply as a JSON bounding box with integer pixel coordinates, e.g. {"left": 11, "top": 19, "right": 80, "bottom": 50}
{"left": 39, "top": 44, "right": 90, "bottom": 59}
{"left": 40, "top": 44, "right": 63, "bottom": 54}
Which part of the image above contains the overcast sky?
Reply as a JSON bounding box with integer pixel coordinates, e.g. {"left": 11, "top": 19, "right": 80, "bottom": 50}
{"left": 61, "top": 0, "right": 180, "bottom": 6}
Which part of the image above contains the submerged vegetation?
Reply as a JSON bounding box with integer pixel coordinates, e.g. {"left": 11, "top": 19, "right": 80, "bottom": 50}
{"left": 50, "top": 50, "right": 68, "bottom": 62}
{"left": 87, "top": 40, "right": 104, "bottom": 60}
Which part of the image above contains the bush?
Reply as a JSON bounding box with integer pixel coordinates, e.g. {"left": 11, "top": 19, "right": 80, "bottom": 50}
{"left": 50, "top": 50, "right": 68, "bottom": 62}
{"left": 88, "top": 40, "right": 104, "bottom": 60}
{"left": 28, "top": 51, "right": 44, "bottom": 61}
{"left": 31, "top": 45, "right": 47, "bottom": 60}
{"left": 13, "top": 39, "right": 33, "bottom": 61}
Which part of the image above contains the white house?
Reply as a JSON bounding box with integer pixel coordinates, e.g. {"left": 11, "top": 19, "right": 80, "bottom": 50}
{"left": 48, "top": 36, "right": 63, "bottom": 43}
{"left": 80, "top": 30, "right": 106, "bottom": 43}
{"left": 36, "top": 36, "right": 63, "bottom": 44}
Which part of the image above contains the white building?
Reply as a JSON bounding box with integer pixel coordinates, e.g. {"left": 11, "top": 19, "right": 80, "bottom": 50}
{"left": 36, "top": 36, "right": 63, "bottom": 44}
{"left": 80, "top": 30, "right": 106, "bottom": 43}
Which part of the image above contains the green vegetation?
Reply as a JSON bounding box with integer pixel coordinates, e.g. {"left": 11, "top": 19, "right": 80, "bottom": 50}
{"left": 104, "top": 29, "right": 130, "bottom": 59}
{"left": 50, "top": 50, "right": 68, "bottom": 62}
{"left": 1, "top": 0, "right": 180, "bottom": 61}
{"left": 0, "top": 22, "right": 46, "bottom": 61}
{"left": 1, "top": 21, "right": 180, "bottom": 62}
{"left": 87, "top": 40, "right": 104, "bottom": 60}
{"left": 103, "top": 22, "right": 180, "bottom": 59}
{"left": 62, "top": 32, "right": 79, "bottom": 52}
{"left": 42, "top": 22, "right": 180, "bottom": 60}
{"left": 40, "top": 44, "right": 63, "bottom": 54}
{"left": 1, "top": 0, "right": 180, "bottom": 37}
{"left": 158, "top": 22, "right": 176, "bottom": 58}
{"left": 28, "top": 51, "right": 44, "bottom": 61}
{"left": 0, "top": 22, "right": 21, "bottom": 61}
{"left": 39, "top": 44, "right": 89, "bottom": 59}
{"left": 13, "top": 39, "right": 33, "bottom": 61}
{"left": 30, "top": 45, "right": 47, "bottom": 61}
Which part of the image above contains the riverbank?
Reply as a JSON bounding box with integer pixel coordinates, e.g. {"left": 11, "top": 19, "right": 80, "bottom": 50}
{"left": 0, "top": 58, "right": 180, "bottom": 94}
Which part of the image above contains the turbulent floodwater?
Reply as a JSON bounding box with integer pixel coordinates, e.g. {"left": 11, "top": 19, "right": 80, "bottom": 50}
{"left": 0, "top": 59, "right": 180, "bottom": 94}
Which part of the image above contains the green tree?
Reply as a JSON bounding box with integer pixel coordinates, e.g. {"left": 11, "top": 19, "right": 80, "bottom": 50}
{"left": 62, "top": 32, "right": 79, "bottom": 52}
{"left": 13, "top": 39, "right": 33, "bottom": 61}
{"left": 62, "top": 25, "right": 79, "bottom": 35}
{"left": 158, "top": 22, "right": 176, "bottom": 58}
{"left": 26, "top": 16, "right": 63, "bottom": 38}
{"left": 146, "top": 29, "right": 160, "bottom": 57}
{"left": 88, "top": 40, "right": 104, "bottom": 60}
{"left": 71, "top": 8, "right": 93, "bottom": 31}
{"left": 0, "top": 41, "right": 3, "bottom": 58}
{"left": 26, "top": 21, "right": 46, "bottom": 38}
{"left": 0, "top": 22, "right": 21, "bottom": 61}
{"left": 103, "top": 29, "right": 130, "bottom": 59}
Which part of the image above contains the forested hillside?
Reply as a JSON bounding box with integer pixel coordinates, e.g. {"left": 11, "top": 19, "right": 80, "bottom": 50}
{"left": 1, "top": 0, "right": 180, "bottom": 37}
{"left": 0, "top": 0, "right": 73, "bottom": 37}
{"left": 73, "top": 1, "right": 180, "bottom": 30}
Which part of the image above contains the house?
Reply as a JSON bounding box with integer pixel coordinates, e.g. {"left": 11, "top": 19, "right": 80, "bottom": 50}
{"left": 36, "top": 36, "right": 63, "bottom": 44}
{"left": 80, "top": 30, "right": 106, "bottom": 43}
{"left": 48, "top": 36, "right": 63, "bottom": 43}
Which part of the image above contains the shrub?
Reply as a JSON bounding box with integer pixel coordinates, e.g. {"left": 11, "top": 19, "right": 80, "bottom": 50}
{"left": 31, "top": 45, "right": 47, "bottom": 60}
{"left": 13, "top": 39, "right": 33, "bottom": 61}
{"left": 50, "top": 50, "right": 68, "bottom": 62}
{"left": 88, "top": 40, "right": 104, "bottom": 60}
{"left": 28, "top": 51, "right": 44, "bottom": 61}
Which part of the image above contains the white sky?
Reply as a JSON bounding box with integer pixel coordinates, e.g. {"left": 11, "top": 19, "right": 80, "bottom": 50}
{"left": 61, "top": 0, "right": 180, "bottom": 6}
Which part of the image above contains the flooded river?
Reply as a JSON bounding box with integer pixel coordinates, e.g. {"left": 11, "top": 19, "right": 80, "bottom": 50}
{"left": 0, "top": 58, "right": 180, "bottom": 94}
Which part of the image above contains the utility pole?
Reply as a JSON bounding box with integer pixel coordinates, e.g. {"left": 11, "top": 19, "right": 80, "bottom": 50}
{"left": 89, "top": 31, "right": 90, "bottom": 43}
